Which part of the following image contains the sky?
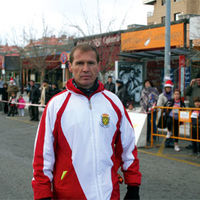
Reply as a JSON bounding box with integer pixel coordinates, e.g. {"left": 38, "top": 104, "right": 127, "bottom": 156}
{"left": 0, "top": 0, "right": 153, "bottom": 45}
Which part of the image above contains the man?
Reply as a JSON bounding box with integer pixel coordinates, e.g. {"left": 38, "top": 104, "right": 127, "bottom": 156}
{"left": 104, "top": 75, "right": 115, "bottom": 93}
{"left": 116, "top": 79, "right": 127, "bottom": 108}
{"left": 185, "top": 72, "right": 200, "bottom": 149}
{"left": 32, "top": 44, "right": 141, "bottom": 200}
{"left": 185, "top": 72, "right": 200, "bottom": 108}
{"left": 40, "top": 79, "right": 52, "bottom": 106}
{"left": 29, "top": 80, "right": 40, "bottom": 121}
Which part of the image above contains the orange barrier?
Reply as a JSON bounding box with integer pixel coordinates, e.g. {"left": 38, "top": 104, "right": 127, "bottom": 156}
{"left": 150, "top": 106, "right": 200, "bottom": 147}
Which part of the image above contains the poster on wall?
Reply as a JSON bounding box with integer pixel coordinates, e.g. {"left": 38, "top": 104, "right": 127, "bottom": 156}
{"left": 115, "top": 61, "right": 143, "bottom": 103}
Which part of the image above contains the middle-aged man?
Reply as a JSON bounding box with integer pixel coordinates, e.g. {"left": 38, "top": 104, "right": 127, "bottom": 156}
{"left": 32, "top": 44, "right": 141, "bottom": 200}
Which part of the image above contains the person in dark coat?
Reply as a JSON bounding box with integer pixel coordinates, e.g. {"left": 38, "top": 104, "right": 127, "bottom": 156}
{"left": 2, "top": 83, "right": 8, "bottom": 114}
{"left": 104, "top": 76, "right": 115, "bottom": 93}
{"left": 29, "top": 80, "right": 40, "bottom": 121}
{"left": 116, "top": 79, "right": 127, "bottom": 107}
{"left": 50, "top": 82, "right": 61, "bottom": 98}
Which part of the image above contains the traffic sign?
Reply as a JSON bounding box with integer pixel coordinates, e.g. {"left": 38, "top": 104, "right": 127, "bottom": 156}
{"left": 60, "top": 52, "right": 69, "bottom": 64}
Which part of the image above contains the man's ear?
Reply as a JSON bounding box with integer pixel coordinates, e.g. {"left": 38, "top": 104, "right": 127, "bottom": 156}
{"left": 68, "top": 62, "right": 72, "bottom": 73}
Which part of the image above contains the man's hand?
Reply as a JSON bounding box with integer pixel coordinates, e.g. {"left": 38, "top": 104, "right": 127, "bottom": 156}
{"left": 124, "top": 186, "right": 140, "bottom": 200}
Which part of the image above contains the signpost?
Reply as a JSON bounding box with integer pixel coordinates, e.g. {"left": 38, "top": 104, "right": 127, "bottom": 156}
{"left": 60, "top": 52, "right": 69, "bottom": 87}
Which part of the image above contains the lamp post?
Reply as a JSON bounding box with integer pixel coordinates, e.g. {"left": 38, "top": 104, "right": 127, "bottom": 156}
{"left": 164, "top": 0, "right": 171, "bottom": 79}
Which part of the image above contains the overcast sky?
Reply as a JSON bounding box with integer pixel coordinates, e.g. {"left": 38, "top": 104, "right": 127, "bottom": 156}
{"left": 0, "top": 0, "right": 153, "bottom": 45}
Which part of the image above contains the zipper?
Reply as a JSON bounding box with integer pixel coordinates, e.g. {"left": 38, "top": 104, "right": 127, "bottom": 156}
{"left": 89, "top": 97, "right": 102, "bottom": 199}
{"left": 88, "top": 99, "right": 92, "bottom": 110}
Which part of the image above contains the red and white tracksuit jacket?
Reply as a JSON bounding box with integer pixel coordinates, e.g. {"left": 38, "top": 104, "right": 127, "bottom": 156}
{"left": 32, "top": 79, "right": 141, "bottom": 200}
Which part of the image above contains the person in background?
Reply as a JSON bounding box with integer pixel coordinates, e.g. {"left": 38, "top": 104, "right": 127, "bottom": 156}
{"left": 7, "top": 77, "right": 19, "bottom": 99}
{"left": 185, "top": 72, "right": 200, "bottom": 149}
{"left": 166, "top": 89, "right": 185, "bottom": 152}
{"left": 127, "top": 100, "right": 135, "bottom": 112}
{"left": 40, "top": 79, "right": 52, "bottom": 106}
{"left": 50, "top": 82, "right": 61, "bottom": 98}
{"left": 29, "top": 80, "right": 40, "bottom": 121}
{"left": 0, "top": 77, "right": 4, "bottom": 111}
{"left": 32, "top": 44, "right": 141, "bottom": 200}
{"left": 2, "top": 83, "right": 8, "bottom": 114}
{"left": 116, "top": 79, "right": 128, "bottom": 107}
{"left": 140, "top": 79, "right": 159, "bottom": 144}
{"left": 157, "top": 79, "right": 174, "bottom": 148}
{"left": 17, "top": 94, "right": 26, "bottom": 117}
{"left": 190, "top": 96, "right": 200, "bottom": 157}
{"left": 104, "top": 75, "right": 115, "bottom": 93}
{"left": 8, "top": 92, "right": 17, "bottom": 117}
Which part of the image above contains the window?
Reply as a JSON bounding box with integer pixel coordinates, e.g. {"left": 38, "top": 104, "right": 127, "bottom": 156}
{"left": 161, "top": 16, "right": 165, "bottom": 24}
{"left": 174, "top": 0, "right": 182, "bottom": 2}
{"left": 162, "top": 0, "right": 166, "bottom": 5}
{"left": 174, "top": 12, "right": 182, "bottom": 21}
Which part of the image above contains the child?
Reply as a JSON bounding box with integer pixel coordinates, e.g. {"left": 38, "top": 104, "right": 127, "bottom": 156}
{"left": 8, "top": 92, "right": 17, "bottom": 117}
{"left": 191, "top": 96, "right": 200, "bottom": 156}
{"left": 17, "top": 94, "right": 26, "bottom": 117}
{"left": 166, "top": 89, "right": 185, "bottom": 152}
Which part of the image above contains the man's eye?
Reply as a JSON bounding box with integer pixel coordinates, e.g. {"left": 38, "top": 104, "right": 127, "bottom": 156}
{"left": 88, "top": 61, "right": 95, "bottom": 65}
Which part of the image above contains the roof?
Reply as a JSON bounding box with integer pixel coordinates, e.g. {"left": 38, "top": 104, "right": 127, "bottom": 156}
{"left": 119, "top": 48, "right": 196, "bottom": 61}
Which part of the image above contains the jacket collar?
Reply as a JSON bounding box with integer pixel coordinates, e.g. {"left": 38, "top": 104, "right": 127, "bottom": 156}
{"left": 66, "top": 78, "right": 105, "bottom": 98}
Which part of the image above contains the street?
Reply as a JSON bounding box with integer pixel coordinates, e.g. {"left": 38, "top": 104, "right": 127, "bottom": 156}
{"left": 0, "top": 111, "right": 200, "bottom": 200}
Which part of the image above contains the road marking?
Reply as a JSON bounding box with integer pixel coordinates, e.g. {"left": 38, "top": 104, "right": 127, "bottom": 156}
{"left": 138, "top": 149, "right": 200, "bottom": 167}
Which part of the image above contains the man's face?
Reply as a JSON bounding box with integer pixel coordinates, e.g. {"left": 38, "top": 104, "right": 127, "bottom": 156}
{"left": 108, "top": 77, "right": 112, "bottom": 83}
{"left": 69, "top": 49, "right": 100, "bottom": 89}
{"left": 30, "top": 81, "right": 34, "bottom": 86}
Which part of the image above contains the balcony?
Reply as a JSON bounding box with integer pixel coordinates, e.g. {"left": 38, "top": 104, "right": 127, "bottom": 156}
{"left": 143, "top": 0, "right": 156, "bottom": 5}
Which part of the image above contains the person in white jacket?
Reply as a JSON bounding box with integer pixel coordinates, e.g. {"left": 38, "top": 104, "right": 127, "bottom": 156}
{"left": 32, "top": 44, "right": 141, "bottom": 200}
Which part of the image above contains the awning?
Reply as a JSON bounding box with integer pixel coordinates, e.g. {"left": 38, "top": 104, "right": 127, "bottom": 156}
{"left": 119, "top": 48, "right": 196, "bottom": 61}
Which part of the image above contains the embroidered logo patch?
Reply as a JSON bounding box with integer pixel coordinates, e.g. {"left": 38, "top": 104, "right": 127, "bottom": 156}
{"left": 100, "top": 113, "right": 110, "bottom": 127}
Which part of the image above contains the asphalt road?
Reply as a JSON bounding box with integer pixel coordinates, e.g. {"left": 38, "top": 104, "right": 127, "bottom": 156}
{"left": 0, "top": 110, "right": 200, "bottom": 200}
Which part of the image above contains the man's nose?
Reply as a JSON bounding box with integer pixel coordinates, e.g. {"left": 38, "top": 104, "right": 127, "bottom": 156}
{"left": 82, "top": 63, "right": 89, "bottom": 71}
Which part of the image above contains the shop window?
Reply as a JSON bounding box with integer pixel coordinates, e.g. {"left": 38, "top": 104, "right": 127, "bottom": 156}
{"left": 174, "top": 12, "right": 182, "bottom": 21}
{"left": 162, "top": 0, "right": 166, "bottom": 5}
{"left": 161, "top": 16, "right": 166, "bottom": 24}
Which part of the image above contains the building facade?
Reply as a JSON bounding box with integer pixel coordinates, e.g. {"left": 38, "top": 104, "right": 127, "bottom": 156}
{"left": 144, "top": 0, "right": 200, "bottom": 25}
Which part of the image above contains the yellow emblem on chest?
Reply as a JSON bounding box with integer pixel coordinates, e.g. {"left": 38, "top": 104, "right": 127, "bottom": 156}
{"left": 101, "top": 113, "right": 110, "bottom": 126}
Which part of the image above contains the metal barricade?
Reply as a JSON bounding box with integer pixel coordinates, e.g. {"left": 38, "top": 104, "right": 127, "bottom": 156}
{"left": 150, "top": 106, "right": 200, "bottom": 147}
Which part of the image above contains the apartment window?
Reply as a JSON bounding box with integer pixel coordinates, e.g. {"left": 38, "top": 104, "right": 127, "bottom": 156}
{"left": 162, "top": 0, "right": 166, "bottom": 5}
{"left": 174, "top": 12, "right": 182, "bottom": 21}
{"left": 161, "top": 16, "right": 165, "bottom": 24}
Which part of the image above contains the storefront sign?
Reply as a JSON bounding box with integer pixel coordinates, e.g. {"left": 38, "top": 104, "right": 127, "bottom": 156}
{"left": 121, "top": 23, "right": 185, "bottom": 51}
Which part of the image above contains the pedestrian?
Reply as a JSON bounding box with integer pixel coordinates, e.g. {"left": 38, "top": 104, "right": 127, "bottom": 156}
{"left": 17, "top": 94, "right": 26, "bottom": 117}
{"left": 40, "top": 79, "right": 52, "bottom": 106}
{"left": 50, "top": 82, "right": 61, "bottom": 98}
{"left": 0, "top": 77, "right": 4, "bottom": 111}
{"left": 190, "top": 96, "right": 200, "bottom": 157}
{"left": 140, "top": 79, "right": 159, "bottom": 144}
{"left": 8, "top": 92, "right": 17, "bottom": 117}
{"left": 1, "top": 83, "right": 8, "bottom": 114}
{"left": 29, "top": 80, "right": 40, "bottom": 121}
{"left": 104, "top": 75, "right": 115, "bottom": 93}
{"left": 32, "top": 44, "right": 141, "bottom": 200}
{"left": 157, "top": 79, "right": 174, "bottom": 148}
{"left": 116, "top": 79, "right": 128, "bottom": 107}
{"left": 166, "top": 89, "right": 185, "bottom": 152}
{"left": 7, "top": 77, "right": 19, "bottom": 99}
{"left": 185, "top": 72, "right": 200, "bottom": 149}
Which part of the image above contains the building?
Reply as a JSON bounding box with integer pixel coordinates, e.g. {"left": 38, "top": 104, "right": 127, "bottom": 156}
{"left": 144, "top": 0, "right": 200, "bottom": 25}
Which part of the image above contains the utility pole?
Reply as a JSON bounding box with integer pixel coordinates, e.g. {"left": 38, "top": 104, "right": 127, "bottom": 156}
{"left": 164, "top": 0, "right": 171, "bottom": 79}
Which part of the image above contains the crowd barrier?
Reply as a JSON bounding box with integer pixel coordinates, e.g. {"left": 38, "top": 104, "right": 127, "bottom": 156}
{"left": 150, "top": 106, "right": 200, "bottom": 147}
{"left": 0, "top": 99, "right": 46, "bottom": 107}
